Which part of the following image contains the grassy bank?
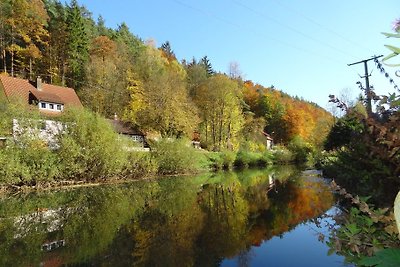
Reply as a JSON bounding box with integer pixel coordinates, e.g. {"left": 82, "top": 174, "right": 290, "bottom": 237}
{"left": 0, "top": 105, "right": 314, "bottom": 188}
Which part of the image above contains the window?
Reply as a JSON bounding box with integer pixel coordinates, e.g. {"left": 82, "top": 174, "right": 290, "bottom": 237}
{"left": 41, "top": 103, "right": 46, "bottom": 109}
{"left": 132, "top": 135, "right": 143, "bottom": 142}
{"left": 49, "top": 104, "right": 54, "bottom": 109}
{"left": 57, "top": 104, "right": 62, "bottom": 111}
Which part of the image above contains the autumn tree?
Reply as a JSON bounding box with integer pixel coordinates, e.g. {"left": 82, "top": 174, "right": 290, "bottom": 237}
{"left": 0, "top": 1, "right": 11, "bottom": 73}
{"left": 80, "top": 34, "right": 139, "bottom": 118}
{"left": 195, "top": 74, "right": 244, "bottom": 151}
{"left": 131, "top": 46, "right": 198, "bottom": 137}
{"left": 5, "top": 0, "right": 49, "bottom": 77}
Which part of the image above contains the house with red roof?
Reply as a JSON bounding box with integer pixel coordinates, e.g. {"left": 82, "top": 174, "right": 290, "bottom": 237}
{"left": 0, "top": 75, "right": 83, "bottom": 147}
{"left": 0, "top": 75, "right": 82, "bottom": 114}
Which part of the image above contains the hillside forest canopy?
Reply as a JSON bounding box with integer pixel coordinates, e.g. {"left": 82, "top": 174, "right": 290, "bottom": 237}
{"left": 0, "top": 0, "right": 333, "bottom": 151}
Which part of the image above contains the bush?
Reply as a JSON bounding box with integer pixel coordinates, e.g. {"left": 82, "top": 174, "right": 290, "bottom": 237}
{"left": 221, "top": 150, "right": 236, "bottom": 170}
{"left": 287, "top": 136, "right": 314, "bottom": 164}
{"left": 259, "top": 151, "right": 274, "bottom": 166}
{"left": 151, "top": 138, "right": 206, "bottom": 175}
{"left": 0, "top": 140, "right": 59, "bottom": 185}
{"left": 123, "top": 151, "right": 158, "bottom": 178}
{"left": 272, "top": 146, "right": 294, "bottom": 164}
{"left": 58, "top": 108, "right": 129, "bottom": 180}
{"left": 206, "top": 152, "right": 224, "bottom": 170}
{"left": 235, "top": 151, "right": 259, "bottom": 168}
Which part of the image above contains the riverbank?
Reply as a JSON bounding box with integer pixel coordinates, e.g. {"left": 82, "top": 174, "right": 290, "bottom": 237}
{"left": 1, "top": 107, "right": 317, "bottom": 192}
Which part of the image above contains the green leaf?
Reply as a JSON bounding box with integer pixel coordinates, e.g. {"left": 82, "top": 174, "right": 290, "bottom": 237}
{"left": 327, "top": 247, "right": 336, "bottom": 256}
{"left": 382, "top": 32, "right": 400, "bottom": 38}
{"left": 359, "top": 248, "right": 400, "bottom": 267}
{"left": 384, "top": 45, "right": 400, "bottom": 54}
{"left": 346, "top": 223, "right": 361, "bottom": 235}
{"left": 382, "top": 53, "right": 398, "bottom": 62}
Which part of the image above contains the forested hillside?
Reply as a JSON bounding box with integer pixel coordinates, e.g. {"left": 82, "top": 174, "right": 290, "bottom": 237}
{"left": 0, "top": 0, "right": 333, "bottom": 150}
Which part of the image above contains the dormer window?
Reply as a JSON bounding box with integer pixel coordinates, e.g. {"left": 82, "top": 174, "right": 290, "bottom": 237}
{"left": 38, "top": 101, "right": 64, "bottom": 112}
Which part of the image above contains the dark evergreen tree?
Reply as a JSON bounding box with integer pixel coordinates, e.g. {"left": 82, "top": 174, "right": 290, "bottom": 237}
{"left": 96, "top": 15, "right": 112, "bottom": 37}
{"left": 115, "top": 22, "right": 143, "bottom": 61}
{"left": 44, "top": 0, "right": 68, "bottom": 84}
{"left": 160, "top": 41, "right": 176, "bottom": 61}
{"left": 200, "top": 55, "right": 215, "bottom": 76}
{"left": 66, "top": 0, "right": 89, "bottom": 89}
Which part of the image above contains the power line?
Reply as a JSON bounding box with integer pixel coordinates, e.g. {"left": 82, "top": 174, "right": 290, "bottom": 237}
{"left": 170, "top": 0, "right": 353, "bottom": 66}
{"left": 272, "top": 0, "right": 375, "bottom": 55}
{"left": 230, "top": 0, "right": 362, "bottom": 61}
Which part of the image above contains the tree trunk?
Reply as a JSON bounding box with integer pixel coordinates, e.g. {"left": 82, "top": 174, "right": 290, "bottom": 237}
{"left": 2, "top": 49, "right": 5, "bottom": 73}
{"left": 11, "top": 48, "right": 14, "bottom": 77}
{"left": 29, "top": 58, "right": 32, "bottom": 80}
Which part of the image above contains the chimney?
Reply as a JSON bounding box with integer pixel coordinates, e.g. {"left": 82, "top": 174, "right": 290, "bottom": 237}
{"left": 36, "top": 76, "right": 42, "bottom": 91}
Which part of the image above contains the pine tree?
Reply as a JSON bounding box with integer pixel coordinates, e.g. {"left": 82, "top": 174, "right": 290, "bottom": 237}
{"left": 66, "top": 0, "right": 89, "bottom": 89}
{"left": 160, "top": 41, "right": 176, "bottom": 62}
{"left": 44, "top": 0, "right": 68, "bottom": 84}
{"left": 200, "top": 55, "right": 215, "bottom": 76}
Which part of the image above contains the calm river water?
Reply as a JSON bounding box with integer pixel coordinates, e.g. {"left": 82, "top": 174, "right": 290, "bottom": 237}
{"left": 0, "top": 166, "right": 353, "bottom": 266}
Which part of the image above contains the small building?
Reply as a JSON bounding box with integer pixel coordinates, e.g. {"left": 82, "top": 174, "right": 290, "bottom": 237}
{"left": 192, "top": 131, "right": 201, "bottom": 149}
{"left": 262, "top": 131, "right": 274, "bottom": 150}
{"left": 0, "top": 75, "right": 82, "bottom": 114}
{"left": 108, "top": 119, "right": 148, "bottom": 148}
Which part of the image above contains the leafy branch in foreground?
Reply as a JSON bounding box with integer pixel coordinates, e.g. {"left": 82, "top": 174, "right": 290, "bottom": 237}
{"left": 327, "top": 181, "right": 400, "bottom": 265}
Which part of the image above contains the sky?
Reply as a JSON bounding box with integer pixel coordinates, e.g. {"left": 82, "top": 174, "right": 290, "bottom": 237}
{"left": 76, "top": 0, "right": 399, "bottom": 108}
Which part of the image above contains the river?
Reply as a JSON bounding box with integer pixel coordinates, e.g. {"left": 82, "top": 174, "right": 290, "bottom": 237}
{"left": 0, "top": 166, "right": 353, "bottom": 266}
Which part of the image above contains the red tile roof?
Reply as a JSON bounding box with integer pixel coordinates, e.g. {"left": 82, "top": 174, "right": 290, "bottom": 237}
{"left": 0, "top": 75, "right": 83, "bottom": 109}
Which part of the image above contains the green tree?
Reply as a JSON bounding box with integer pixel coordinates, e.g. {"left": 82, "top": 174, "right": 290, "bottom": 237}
{"left": 200, "top": 55, "right": 215, "bottom": 76}
{"left": 44, "top": 0, "right": 69, "bottom": 84}
{"left": 185, "top": 58, "right": 209, "bottom": 98}
{"left": 66, "top": 0, "right": 89, "bottom": 89}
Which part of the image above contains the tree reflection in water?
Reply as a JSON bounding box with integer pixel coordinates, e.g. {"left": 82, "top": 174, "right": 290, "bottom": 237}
{"left": 0, "top": 166, "right": 335, "bottom": 266}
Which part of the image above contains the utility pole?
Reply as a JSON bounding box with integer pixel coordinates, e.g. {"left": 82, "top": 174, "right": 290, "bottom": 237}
{"left": 348, "top": 55, "right": 383, "bottom": 115}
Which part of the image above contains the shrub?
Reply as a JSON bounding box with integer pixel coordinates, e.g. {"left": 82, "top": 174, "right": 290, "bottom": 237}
{"left": 287, "top": 136, "right": 314, "bottom": 164}
{"left": 235, "top": 151, "right": 259, "bottom": 168}
{"left": 259, "top": 151, "right": 274, "bottom": 166}
{"left": 221, "top": 150, "right": 236, "bottom": 170}
{"left": 151, "top": 138, "right": 205, "bottom": 175}
{"left": 58, "top": 108, "right": 129, "bottom": 180}
{"left": 272, "top": 146, "right": 294, "bottom": 164}
{"left": 206, "top": 152, "right": 224, "bottom": 170}
{"left": 123, "top": 151, "right": 158, "bottom": 178}
{"left": 0, "top": 141, "right": 59, "bottom": 185}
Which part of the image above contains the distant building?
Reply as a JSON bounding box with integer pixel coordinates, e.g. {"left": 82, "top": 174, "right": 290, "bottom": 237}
{"left": 108, "top": 117, "right": 148, "bottom": 149}
{"left": 262, "top": 132, "right": 274, "bottom": 150}
{"left": 0, "top": 75, "right": 82, "bottom": 114}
